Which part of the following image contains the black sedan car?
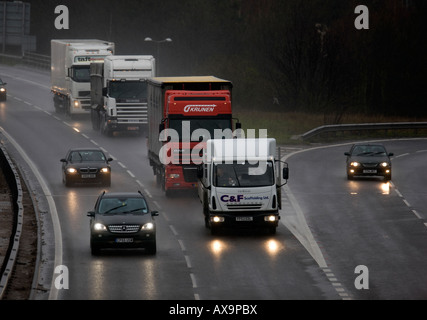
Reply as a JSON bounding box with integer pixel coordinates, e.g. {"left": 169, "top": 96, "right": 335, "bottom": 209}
{"left": 60, "top": 148, "right": 113, "bottom": 187}
{"left": 0, "top": 78, "right": 7, "bottom": 101}
{"left": 87, "top": 191, "right": 158, "bottom": 255}
{"left": 345, "top": 143, "right": 393, "bottom": 181}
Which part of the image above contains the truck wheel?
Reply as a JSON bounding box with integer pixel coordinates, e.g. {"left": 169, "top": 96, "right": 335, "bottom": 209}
{"left": 210, "top": 225, "right": 220, "bottom": 235}
{"left": 268, "top": 226, "right": 277, "bottom": 235}
{"left": 91, "top": 109, "right": 100, "bottom": 130}
{"left": 101, "top": 114, "right": 112, "bottom": 136}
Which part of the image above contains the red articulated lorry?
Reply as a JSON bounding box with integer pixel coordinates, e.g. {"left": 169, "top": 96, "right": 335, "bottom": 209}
{"left": 147, "top": 76, "right": 240, "bottom": 196}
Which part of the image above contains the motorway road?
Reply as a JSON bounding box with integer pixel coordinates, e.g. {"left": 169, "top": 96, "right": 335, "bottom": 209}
{"left": 1, "top": 65, "right": 427, "bottom": 300}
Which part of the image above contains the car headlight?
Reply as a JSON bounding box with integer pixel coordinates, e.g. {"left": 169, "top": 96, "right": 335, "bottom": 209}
{"left": 66, "top": 167, "right": 77, "bottom": 173}
{"left": 264, "top": 215, "right": 277, "bottom": 222}
{"left": 94, "top": 223, "right": 107, "bottom": 231}
{"left": 100, "top": 167, "right": 109, "bottom": 173}
{"left": 350, "top": 162, "right": 360, "bottom": 167}
{"left": 141, "top": 222, "right": 154, "bottom": 230}
{"left": 380, "top": 162, "right": 389, "bottom": 167}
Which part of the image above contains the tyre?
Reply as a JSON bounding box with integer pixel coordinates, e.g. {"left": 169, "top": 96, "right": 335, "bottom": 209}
{"left": 146, "top": 241, "right": 156, "bottom": 255}
{"left": 90, "top": 242, "right": 101, "bottom": 255}
{"left": 91, "top": 109, "right": 101, "bottom": 130}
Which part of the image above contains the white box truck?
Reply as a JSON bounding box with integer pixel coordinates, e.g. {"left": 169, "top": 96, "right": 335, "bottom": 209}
{"left": 51, "top": 39, "right": 115, "bottom": 115}
{"left": 197, "top": 138, "right": 289, "bottom": 234}
{"left": 90, "top": 55, "right": 155, "bottom": 135}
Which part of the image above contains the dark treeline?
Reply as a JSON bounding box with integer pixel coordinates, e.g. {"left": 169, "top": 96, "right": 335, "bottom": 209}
{"left": 26, "top": 0, "right": 427, "bottom": 121}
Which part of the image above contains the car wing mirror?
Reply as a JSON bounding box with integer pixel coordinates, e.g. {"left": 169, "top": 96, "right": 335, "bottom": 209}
{"left": 107, "top": 157, "right": 113, "bottom": 162}
{"left": 388, "top": 153, "right": 394, "bottom": 157}
{"left": 344, "top": 152, "right": 350, "bottom": 156}
{"left": 60, "top": 158, "right": 67, "bottom": 163}
{"left": 151, "top": 210, "right": 159, "bottom": 217}
{"left": 87, "top": 211, "right": 95, "bottom": 217}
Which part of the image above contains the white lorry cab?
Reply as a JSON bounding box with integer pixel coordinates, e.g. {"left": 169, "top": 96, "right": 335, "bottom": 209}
{"left": 90, "top": 55, "right": 156, "bottom": 135}
{"left": 197, "top": 138, "right": 289, "bottom": 234}
{"left": 51, "top": 39, "right": 115, "bottom": 115}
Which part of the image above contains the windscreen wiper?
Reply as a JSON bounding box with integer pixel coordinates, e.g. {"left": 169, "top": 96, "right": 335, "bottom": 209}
{"left": 103, "top": 204, "right": 127, "bottom": 214}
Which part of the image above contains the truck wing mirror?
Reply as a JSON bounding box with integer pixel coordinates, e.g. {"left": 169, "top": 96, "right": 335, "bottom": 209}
{"left": 196, "top": 165, "right": 203, "bottom": 179}
{"left": 283, "top": 167, "right": 289, "bottom": 180}
{"left": 159, "top": 123, "right": 165, "bottom": 133}
{"left": 102, "top": 87, "right": 108, "bottom": 96}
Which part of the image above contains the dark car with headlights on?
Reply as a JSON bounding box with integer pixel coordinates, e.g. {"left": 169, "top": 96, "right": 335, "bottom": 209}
{"left": 0, "top": 78, "right": 7, "bottom": 101}
{"left": 345, "top": 143, "right": 393, "bottom": 181}
{"left": 60, "top": 148, "right": 113, "bottom": 187}
{"left": 87, "top": 191, "right": 158, "bottom": 255}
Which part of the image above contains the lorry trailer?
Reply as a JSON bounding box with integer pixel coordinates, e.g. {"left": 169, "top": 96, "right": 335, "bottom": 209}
{"left": 147, "top": 76, "right": 240, "bottom": 196}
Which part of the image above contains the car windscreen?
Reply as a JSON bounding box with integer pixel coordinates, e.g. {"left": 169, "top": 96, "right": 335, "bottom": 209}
{"left": 352, "top": 145, "right": 387, "bottom": 156}
{"left": 98, "top": 198, "right": 148, "bottom": 214}
{"left": 69, "top": 150, "right": 106, "bottom": 162}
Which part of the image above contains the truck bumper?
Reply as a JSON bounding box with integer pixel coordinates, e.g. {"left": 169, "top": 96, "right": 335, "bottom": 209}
{"left": 208, "top": 211, "right": 280, "bottom": 229}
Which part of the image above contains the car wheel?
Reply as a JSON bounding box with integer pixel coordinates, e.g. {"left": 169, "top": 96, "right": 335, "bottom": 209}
{"left": 104, "top": 175, "right": 111, "bottom": 187}
{"left": 64, "top": 176, "right": 73, "bottom": 187}
{"left": 91, "top": 243, "right": 101, "bottom": 255}
{"left": 146, "top": 241, "right": 156, "bottom": 255}
{"left": 384, "top": 173, "right": 391, "bottom": 181}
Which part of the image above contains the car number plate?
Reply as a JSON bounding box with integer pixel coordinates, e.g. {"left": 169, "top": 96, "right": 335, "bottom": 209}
{"left": 81, "top": 174, "right": 96, "bottom": 178}
{"left": 236, "top": 216, "right": 253, "bottom": 222}
{"left": 115, "top": 238, "right": 133, "bottom": 243}
{"left": 363, "top": 169, "right": 377, "bottom": 173}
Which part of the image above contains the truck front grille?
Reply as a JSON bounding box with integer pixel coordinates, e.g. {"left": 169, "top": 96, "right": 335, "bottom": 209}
{"left": 116, "top": 103, "right": 147, "bottom": 124}
{"left": 182, "top": 166, "right": 198, "bottom": 182}
{"left": 226, "top": 204, "right": 263, "bottom": 210}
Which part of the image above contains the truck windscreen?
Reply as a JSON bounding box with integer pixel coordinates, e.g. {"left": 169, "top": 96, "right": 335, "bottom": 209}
{"left": 71, "top": 65, "right": 90, "bottom": 82}
{"left": 169, "top": 117, "right": 232, "bottom": 141}
{"left": 214, "top": 161, "right": 274, "bottom": 187}
{"left": 108, "top": 81, "right": 147, "bottom": 102}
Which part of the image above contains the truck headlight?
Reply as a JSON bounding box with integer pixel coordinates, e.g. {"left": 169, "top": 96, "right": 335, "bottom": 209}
{"left": 73, "top": 100, "right": 80, "bottom": 108}
{"left": 211, "top": 216, "right": 224, "bottom": 223}
{"left": 265, "top": 215, "right": 277, "bottom": 222}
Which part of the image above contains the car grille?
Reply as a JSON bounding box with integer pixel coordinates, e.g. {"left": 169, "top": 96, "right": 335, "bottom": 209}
{"left": 79, "top": 168, "right": 98, "bottom": 174}
{"left": 108, "top": 224, "right": 140, "bottom": 233}
{"left": 362, "top": 163, "right": 378, "bottom": 168}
